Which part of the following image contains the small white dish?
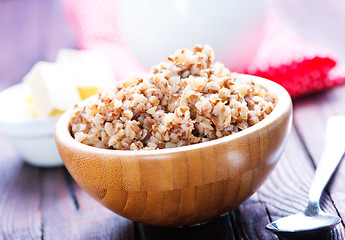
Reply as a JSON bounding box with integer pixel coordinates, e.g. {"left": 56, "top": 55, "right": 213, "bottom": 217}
{"left": 0, "top": 83, "right": 63, "bottom": 167}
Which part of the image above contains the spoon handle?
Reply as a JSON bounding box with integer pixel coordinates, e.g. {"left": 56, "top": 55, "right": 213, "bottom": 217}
{"left": 308, "top": 116, "right": 345, "bottom": 204}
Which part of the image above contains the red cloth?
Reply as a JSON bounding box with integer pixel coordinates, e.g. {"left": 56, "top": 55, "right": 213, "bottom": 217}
{"left": 246, "top": 16, "right": 345, "bottom": 98}
{"left": 62, "top": 0, "right": 345, "bottom": 98}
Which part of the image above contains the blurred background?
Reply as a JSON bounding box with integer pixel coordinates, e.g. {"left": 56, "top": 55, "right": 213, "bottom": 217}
{"left": 0, "top": 0, "right": 75, "bottom": 90}
{"left": 1, "top": 0, "right": 345, "bottom": 97}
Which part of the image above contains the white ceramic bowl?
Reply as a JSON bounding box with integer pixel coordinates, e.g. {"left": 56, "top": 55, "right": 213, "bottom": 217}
{"left": 120, "top": 0, "right": 268, "bottom": 70}
{"left": 0, "top": 83, "right": 63, "bottom": 167}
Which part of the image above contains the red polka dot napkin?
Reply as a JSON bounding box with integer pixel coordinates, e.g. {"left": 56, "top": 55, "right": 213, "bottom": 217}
{"left": 62, "top": 0, "right": 345, "bottom": 98}
{"left": 245, "top": 15, "right": 345, "bottom": 98}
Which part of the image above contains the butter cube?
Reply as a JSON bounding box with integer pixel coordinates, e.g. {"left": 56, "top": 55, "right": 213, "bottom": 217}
{"left": 77, "top": 87, "right": 99, "bottom": 100}
{"left": 24, "top": 62, "right": 81, "bottom": 118}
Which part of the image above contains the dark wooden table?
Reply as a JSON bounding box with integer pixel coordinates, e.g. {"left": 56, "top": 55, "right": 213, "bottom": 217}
{"left": 1, "top": 0, "right": 345, "bottom": 239}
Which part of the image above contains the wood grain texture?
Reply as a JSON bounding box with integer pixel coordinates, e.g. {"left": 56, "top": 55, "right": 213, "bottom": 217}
{"left": 0, "top": 135, "right": 136, "bottom": 240}
{"left": 228, "top": 194, "right": 278, "bottom": 240}
{"left": 258, "top": 98, "right": 345, "bottom": 239}
{"left": 55, "top": 75, "right": 293, "bottom": 226}
{"left": 41, "top": 168, "right": 135, "bottom": 240}
{"left": 137, "top": 191, "right": 278, "bottom": 240}
{"left": 0, "top": 137, "right": 42, "bottom": 240}
{"left": 137, "top": 214, "right": 235, "bottom": 240}
{"left": 292, "top": 87, "right": 345, "bottom": 238}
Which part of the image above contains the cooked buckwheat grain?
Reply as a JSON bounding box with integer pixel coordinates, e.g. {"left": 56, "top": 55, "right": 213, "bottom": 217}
{"left": 70, "top": 45, "right": 275, "bottom": 150}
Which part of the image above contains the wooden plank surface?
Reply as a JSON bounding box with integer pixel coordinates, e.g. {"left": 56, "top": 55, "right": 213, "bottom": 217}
{"left": 293, "top": 87, "right": 345, "bottom": 238}
{"left": 41, "top": 168, "right": 135, "bottom": 240}
{"left": 258, "top": 124, "right": 345, "bottom": 240}
{"left": 138, "top": 214, "right": 235, "bottom": 240}
{"left": 0, "top": 138, "right": 42, "bottom": 239}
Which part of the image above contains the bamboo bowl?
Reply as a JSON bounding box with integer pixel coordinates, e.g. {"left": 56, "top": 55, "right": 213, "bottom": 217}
{"left": 55, "top": 74, "right": 292, "bottom": 227}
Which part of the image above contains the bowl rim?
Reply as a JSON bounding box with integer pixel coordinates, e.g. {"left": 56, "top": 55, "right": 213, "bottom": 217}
{"left": 55, "top": 73, "right": 292, "bottom": 157}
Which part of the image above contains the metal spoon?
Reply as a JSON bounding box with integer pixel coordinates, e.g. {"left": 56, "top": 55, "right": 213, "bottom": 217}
{"left": 266, "top": 116, "right": 345, "bottom": 236}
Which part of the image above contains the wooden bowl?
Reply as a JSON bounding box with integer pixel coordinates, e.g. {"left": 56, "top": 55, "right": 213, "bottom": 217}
{"left": 55, "top": 74, "right": 292, "bottom": 227}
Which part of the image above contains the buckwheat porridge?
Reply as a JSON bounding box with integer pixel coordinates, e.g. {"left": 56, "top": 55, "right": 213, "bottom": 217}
{"left": 70, "top": 45, "right": 275, "bottom": 150}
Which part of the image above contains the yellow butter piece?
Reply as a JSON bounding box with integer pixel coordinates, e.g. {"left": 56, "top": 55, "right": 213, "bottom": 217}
{"left": 49, "top": 109, "right": 65, "bottom": 117}
{"left": 26, "top": 96, "right": 33, "bottom": 105}
{"left": 78, "top": 87, "right": 98, "bottom": 100}
{"left": 25, "top": 96, "right": 37, "bottom": 118}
